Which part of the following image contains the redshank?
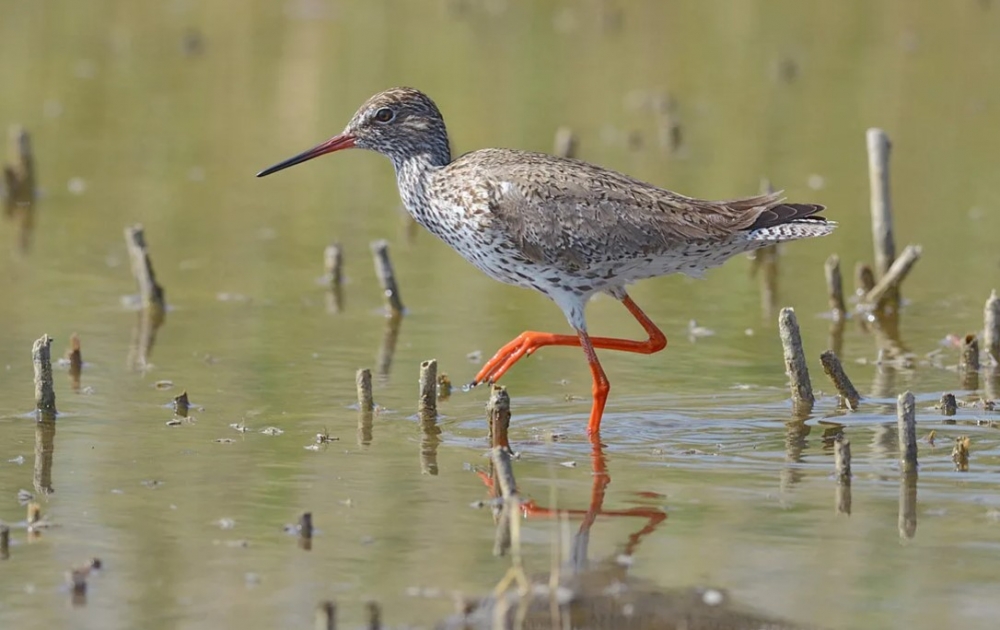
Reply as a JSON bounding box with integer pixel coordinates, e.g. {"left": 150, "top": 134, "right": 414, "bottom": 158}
{"left": 258, "top": 87, "right": 833, "bottom": 439}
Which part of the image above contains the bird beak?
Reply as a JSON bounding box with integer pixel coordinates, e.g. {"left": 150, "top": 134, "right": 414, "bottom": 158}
{"left": 256, "top": 133, "right": 357, "bottom": 177}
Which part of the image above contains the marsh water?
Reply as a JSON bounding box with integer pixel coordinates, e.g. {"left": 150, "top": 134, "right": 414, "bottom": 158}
{"left": 2, "top": 1, "right": 1000, "bottom": 628}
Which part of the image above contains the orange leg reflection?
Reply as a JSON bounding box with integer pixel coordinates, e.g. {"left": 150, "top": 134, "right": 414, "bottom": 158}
{"left": 478, "top": 440, "right": 666, "bottom": 560}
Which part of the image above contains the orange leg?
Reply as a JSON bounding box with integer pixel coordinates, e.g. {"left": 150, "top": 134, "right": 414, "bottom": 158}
{"left": 471, "top": 296, "right": 668, "bottom": 436}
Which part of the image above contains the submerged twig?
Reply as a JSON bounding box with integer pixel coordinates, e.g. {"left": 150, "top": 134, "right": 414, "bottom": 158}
{"left": 897, "top": 391, "right": 918, "bottom": 473}
{"left": 370, "top": 239, "right": 404, "bottom": 315}
{"left": 32, "top": 335, "right": 56, "bottom": 416}
{"left": 778, "top": 308, "right": 814, "bottom": 415}
{"left": 819, "top": 350, "right": 860, "bottom": 410}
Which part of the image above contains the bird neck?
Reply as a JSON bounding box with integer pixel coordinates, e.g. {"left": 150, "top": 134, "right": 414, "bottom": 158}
{"left": 394, "top": 149, "right": 449, "bottom": 221}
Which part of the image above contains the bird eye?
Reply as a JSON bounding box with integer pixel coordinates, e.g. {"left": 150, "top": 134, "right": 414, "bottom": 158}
{"left": 373, "top": 107, "right": 394, "bottom": 123}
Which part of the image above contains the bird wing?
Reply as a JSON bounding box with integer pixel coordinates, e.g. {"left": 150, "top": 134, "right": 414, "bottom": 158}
{"left": 448, "top": 149, "right": 814, "bottom": 272}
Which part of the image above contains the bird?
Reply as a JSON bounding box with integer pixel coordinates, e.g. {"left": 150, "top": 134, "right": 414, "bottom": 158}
{"left": 257, "top": 87, "right": 834, "bottom": 441}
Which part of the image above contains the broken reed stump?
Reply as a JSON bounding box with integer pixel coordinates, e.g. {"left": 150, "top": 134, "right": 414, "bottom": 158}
{"left": 0, "top": 524, "right": 9, "bottom": 560}
{"left": 862, "top": 244, "right": 922, "bottom": 308}
{"left": 124, "top": 225, "right": 166, "bottom": 311}
{"left": 553, "top": 127, "right": 577, "bottom": 159}
{"left": 356, "top": 368, "right": 374, "bottom": 413}
{"left": 960, "top": 334, "right": 980, "bottom": 391}
{"left": 66, "top": 333, "right": 82, "bottom": 391}
{"left": 487, "top": 385, "right": 512, "bottom": 450}
{"left": 854, "top": 262, "right": 876, "bottom": 297}
{"left": 896, "top": 391, "right": 918, "bottom": 473}
{"left": 939, "top": 392, "right": 958, "bottom": 417}
{"left": 32, "top": 335, "right": 56, "bottom": 416}
{"left": 952, "top": 436, "right": 970, "bottom": 472}
{"left": 366, "top": 601, "right": 382, "bottom": 630}
{"left": 315, "top": 601, "right": 336, "bottom": 630}
{"left": 370, "top": 239, "right": 404, "bottom": 315}
{"left": 324, "top": 243, "right": 343, "bottom": 289}
{"left": 3, "top": 126, "right": 36, "bottom": 213}
{"left": 819, "top": 350, "right": 861, "bottom": 410}
{"left": 961, "top": 334, "right": 980, "bottom": 373}
{"left": 654, "top": 92, "right": 682, "bottom": 154}
{"left": 4, "top": 126, "right": 37, "bottom": 252}
{"left": 173, "top": 391, "right": 190, "bottom": 417}
{"left": 298, "top": 512, "right": 313, "bottom": 550}
{"left": 985, "top": 290, "right": 1000, "bottom": 365}
{"left": 356, "top": 368, "right": 374, "bottom": 445}
{"left": 866, "top": 128, "right": 897, "bottom": 301}
{"left": 824, "top": 255, "right": 846, "bottom": 318}
{"left": 418, "top": 359, "right": 437, "bottom": 416}
{"left": 778, "top": 308, "right": 814, "bottom": 415}
{"left": 437, "top": 373, "right": 452, "bottom": 399}
{"left": 324, "top": 243, "right": 344, "bottom": 313}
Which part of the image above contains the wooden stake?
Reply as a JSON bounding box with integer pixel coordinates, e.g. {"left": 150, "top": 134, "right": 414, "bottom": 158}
{"left": 778, "top": 308, "right": 814, "bottom": 415}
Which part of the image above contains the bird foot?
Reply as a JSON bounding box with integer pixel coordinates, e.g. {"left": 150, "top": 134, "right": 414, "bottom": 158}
{"left": 471, "top": 331, "right": 562, "bottom": 387}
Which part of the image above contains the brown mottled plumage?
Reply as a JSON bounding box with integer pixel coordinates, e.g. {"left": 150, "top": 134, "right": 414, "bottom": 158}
{"left": 258, "top": 87, "right": 834, "bottom": 439}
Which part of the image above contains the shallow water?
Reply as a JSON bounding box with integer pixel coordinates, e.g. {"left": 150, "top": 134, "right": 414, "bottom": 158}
{"left": 2, "top": 1, "right": 1000, "bottom": 629}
